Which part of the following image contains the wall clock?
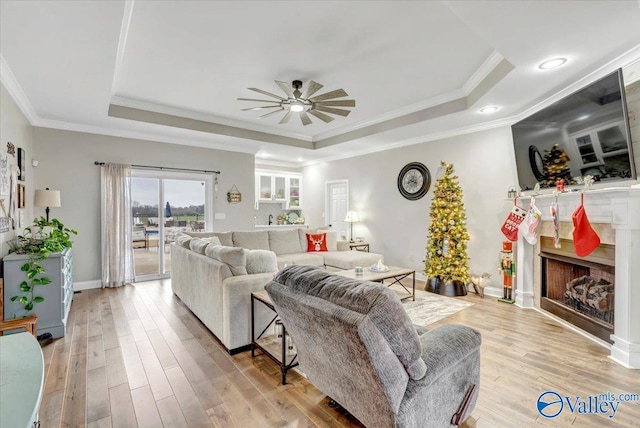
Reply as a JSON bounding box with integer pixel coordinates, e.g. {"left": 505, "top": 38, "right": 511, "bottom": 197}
{"left": 528, "top": 145, "right": 545, "bottom": 181}
{"left": 397, "top": 162, "right": 431, "bottom": 200}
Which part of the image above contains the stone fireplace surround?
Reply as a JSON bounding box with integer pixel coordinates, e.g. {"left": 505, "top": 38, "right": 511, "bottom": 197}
{"left": 516, "top": 187, "right": 640, "bottom": 368}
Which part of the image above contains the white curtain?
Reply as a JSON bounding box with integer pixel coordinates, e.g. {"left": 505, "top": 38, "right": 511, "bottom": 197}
{"left": 101, "top": 163, "right": 134, "bottom": 287}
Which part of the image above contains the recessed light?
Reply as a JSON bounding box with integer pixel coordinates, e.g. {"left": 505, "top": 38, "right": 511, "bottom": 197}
{"left": 259, "top": 152, "right": 268, "bottom": 158}
{"left": 538, "top": 57, "right": 568, "bottom": 70}
{"left": 297, "top": 157, "right": 303, "bottom": 162}
{"left": 479, "top": 106, "right": 499, "bottom": 114}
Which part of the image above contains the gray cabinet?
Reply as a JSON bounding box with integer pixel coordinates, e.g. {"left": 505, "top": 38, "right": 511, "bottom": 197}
{"left": 3, "top": 249, "right": 73, "bottom": 338}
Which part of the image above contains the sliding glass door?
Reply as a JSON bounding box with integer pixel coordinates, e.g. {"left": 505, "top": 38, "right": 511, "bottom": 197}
{"left": 131, "top": 170, "right": 213, "bottom": 281}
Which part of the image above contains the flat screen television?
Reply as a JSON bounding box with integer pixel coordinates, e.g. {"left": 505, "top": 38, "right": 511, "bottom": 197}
{"left": 511, "top": 69, "right": 636, "bottom": 190}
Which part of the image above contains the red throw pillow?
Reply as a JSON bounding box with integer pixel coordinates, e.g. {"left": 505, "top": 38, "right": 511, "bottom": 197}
{"left": 306, "top": 233, "right": 328, "bottom": 252}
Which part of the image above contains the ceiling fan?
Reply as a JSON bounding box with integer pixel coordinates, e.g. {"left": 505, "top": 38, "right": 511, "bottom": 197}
{"left": 238, "top": 80, "right": 355, "bottom": 126}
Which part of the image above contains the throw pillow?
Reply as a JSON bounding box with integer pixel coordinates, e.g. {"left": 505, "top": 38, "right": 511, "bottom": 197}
{"left": 205, "top": 244, "right": 247, "bottom": 276}
{"left": 189, "top": 238, "right": 210, "bottom": 254}
{"left": 175, "top": 233, "right": 192, "bottom": 249}
{"left": 306, "top": 233, "right": 328, "bottom": 252}
{"left": 208, "top": 236, "right": 222, "bottom": 246}
{"left": 244, "top": 249, "right": 278, "bottom": 274}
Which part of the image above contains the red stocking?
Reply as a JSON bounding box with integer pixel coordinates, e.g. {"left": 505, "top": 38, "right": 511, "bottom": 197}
{"left": 572, "top": 194, "right": 600, "bottom": 257}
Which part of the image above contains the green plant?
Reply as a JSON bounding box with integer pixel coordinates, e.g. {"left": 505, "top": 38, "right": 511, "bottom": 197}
{"left": 10, "top": 217, "right": 77, "bottom": 314}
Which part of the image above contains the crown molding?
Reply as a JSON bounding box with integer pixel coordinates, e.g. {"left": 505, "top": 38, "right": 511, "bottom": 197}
{"left": 462, "top": 50, "right": 505, "bottom": 95}
{"left": 110, "top": 95, "right": 312, "bottom": 141}
{"left": 313, "top": 50, "right": 507, "bottom": 142}
{"left": 0, "top": 53, "right": 40, "bottom": 125}
{"left": 35, "top": 118, "right": 258, "bottom": 155}
{"left": 516, "top": 43, "right": 640, "bottom": 122}
{"left": 110, "top": 0, "right": 135, "bottom": 96}
{"left": 304, "top": 115, "right": 516, "bottom": 167}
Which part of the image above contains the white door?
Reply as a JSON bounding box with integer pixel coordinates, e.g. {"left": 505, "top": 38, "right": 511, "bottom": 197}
{"left": 325, "top": 180, "right": 349, "bottom": 240}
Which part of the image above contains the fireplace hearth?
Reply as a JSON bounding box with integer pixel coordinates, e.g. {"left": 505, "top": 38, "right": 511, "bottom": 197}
{"left": 540, "top": 236, "right": 615, "bottom": 343}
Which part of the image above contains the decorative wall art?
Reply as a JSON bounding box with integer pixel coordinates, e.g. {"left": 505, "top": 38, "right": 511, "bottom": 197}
{"left": 6, "top": 142, "right": 15, "bottom": 156}
{"left": 0, "top": 217, "right": 10, "bottom": 233}
{"left": 227, "top": 184, "right": 242, "bottom": 203}
{"left": 0, "top": 152, "right": 9, "bottom": 196}
{"left": 17, "top": 148, "right": 25, "bottom": 181}
{"left": 17, "top": 184, "right": 25, "bottom": 208}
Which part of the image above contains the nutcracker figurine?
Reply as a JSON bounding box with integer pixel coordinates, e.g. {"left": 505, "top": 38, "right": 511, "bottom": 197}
{"left": 498, "top": 241, "right": 516, "bottom": 304}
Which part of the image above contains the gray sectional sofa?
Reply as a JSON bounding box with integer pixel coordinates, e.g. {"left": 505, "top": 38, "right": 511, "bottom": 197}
{"left": 170, "top": 228, "right": 384, "bottom": 353}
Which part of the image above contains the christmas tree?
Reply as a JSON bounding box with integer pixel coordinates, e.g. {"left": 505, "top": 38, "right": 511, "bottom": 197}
{"left": 425, "top": 161, "right": 470, "bottom": 284}
{"left": 542, "top": 143, "right": 575, "bottom": 187}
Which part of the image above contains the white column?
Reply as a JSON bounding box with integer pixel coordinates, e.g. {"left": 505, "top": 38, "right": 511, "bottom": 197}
{"left": 515, "top": 236, "right": 535, "bottom": 308}
{"left": 610, "top": 193, "right": 640, "bottom": 369}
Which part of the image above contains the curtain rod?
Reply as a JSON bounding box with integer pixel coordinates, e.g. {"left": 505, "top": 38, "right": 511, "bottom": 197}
{"left": 94, "top": 161, "right": 220, "bottom": 175}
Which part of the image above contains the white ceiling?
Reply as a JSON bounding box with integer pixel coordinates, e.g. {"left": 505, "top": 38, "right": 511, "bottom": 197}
{"left": 1, "top": 1, "right": 640, "bottom": 167}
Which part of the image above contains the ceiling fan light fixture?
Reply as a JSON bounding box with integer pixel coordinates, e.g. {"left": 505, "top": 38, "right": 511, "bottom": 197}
{"left": 290, "top": 102, "right": 304, "bottom": 112}
{"left": 240, "top": 79, "right": 354, "bottom": 126}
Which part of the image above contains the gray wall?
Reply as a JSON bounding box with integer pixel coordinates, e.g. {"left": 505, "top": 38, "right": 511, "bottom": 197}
{"left": 0, "top": 83, "right": 34, "bottom": 258}
{"left": 302, "top": 127, "right": 515, "bottom": 279}
{"left": 32, "top": 128, "right": 256, "bottom": 283}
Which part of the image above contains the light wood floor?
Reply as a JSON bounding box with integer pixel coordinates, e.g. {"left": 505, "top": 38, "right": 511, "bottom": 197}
{"left": 39, "top": 280, "right": 640, "bottom": 427}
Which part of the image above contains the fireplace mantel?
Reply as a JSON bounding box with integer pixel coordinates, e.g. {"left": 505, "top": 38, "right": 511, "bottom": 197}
{"left": 515, "top": 187, "right": 640, "bottom": 368}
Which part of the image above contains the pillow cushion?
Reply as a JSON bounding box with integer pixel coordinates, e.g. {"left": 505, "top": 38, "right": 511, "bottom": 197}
{"left": 244, "top": 249, "right": 278, "bottom": 274}
{"left": 208, "top": 236, "right": 222, "bottom": 246}
{"left": 174, "top": 233, "right": 192, "bottom": 249}
{"left": 189, "top": 238, "right": 210, "bottom": 254}
{"left": 232, "top": 231, "right": 270, "bottom": 250}
{"left": 205, "top": 244, "right": 247, "bottom": 276}
{"left": 306, "top": 233, "right": 328, "bottom": 252}
{"left": 299, "top": 229, "right": 338, "bottom": 251}
{"left": 268, "top": 229, "right": 303, "bottom": 255}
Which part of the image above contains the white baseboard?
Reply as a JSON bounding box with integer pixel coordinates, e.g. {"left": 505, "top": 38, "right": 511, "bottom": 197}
{"left": 74, "top": 280, "right": 102, "bottom": 291}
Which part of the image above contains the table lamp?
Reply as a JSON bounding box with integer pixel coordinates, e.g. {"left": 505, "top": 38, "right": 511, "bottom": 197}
{"left": 34, "top": 188, "right": 61, "bottom": 222}
{"left": 344, "top": 211, "right": 360, "bottom": 243}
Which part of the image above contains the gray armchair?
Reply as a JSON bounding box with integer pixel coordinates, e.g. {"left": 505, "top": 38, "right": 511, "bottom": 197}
{"left": 265, "top": 265, "right": 481, "bottom": 428}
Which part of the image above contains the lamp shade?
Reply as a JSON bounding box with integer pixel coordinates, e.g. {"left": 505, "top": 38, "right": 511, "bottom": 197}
{"left": 344, "top": 211, "right": 360, "bottom": 223}
{"left": 34, "top": 189, "right": 61, "bottom": 208}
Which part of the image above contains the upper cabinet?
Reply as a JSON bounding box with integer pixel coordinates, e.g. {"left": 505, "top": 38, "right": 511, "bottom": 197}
{"left": 257, "top": 173, "right": 287, "bottom": 202}
{"left": 287, "top": 176, "right": 301, "bottom": 209}
{"left": 255, "top": 170, "right": 302, "bottom": 209}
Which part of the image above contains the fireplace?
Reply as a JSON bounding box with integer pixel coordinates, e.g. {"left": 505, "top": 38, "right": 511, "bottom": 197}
{"left": 513, "top": 188, "right": 640, "bottom": 368}
{"left": 540, "top": 236, "right": 615, "bottom": 343}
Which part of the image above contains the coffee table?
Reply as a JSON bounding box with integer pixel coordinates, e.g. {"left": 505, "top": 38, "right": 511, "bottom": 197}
{"left": 335, "top": 266, "right": 416, "bottom": 301}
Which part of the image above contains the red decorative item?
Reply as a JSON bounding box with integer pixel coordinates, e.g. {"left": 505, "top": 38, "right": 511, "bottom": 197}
{"left": 306, "top": 233, "right": 328, "bottom": 252}
{"left": 556, "top": 179, "right": 565, "bottom": 193}
{"left": 572, "top": 194, "right": 600, "bottom": 257}
{"left": 501, "top": 205, "right": 527, "bottom": 242}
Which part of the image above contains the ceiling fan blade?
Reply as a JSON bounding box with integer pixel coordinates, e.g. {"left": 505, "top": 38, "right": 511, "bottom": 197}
{"left": 248, "top": 87, "right": 286, "bottom": 100}
{"left": 257, "top": 109, "right": 284, "bottom": 119}
{"left": 299, "top": 112, "right": 312, "bottom": 126}
{"left": 313, "top": 99, "right": 355, "bottom": 107}
{"left": 241, "top": 105, "right": 282, "bottom": 111}
{"left": 275, "top": 81, "right": 294, "bottom": 98}
{"left": 309, "top": 88, "right": 348, "bottom": 102}
{"left": 237, "top": 98, "right": 281, "bottom": 103}
{"left": 313, "top": 105, "right": 352, "bottom": 117}
{"left": 308, "top": 109, "right": 334, "bottom": 123}
{"left": 301, "top": 80, "right": 323, "bottom": 99}
{"left": 279, "top": 111, "right": 294, "bottom": 124}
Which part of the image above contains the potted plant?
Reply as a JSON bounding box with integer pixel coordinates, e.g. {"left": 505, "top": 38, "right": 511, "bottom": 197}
{"left": 9, "top": 217, "right": 77, "bottom": 314}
